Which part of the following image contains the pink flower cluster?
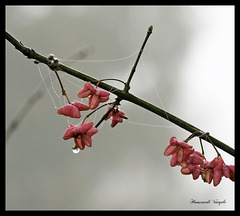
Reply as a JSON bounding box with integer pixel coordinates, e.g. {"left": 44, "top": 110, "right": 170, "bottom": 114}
{"left": 57, "top": 82, "right": 110, "bottom": 119}
{"left": 78, "top": 82, "right": 110, "bottom": 109}
{"left": 63, "top": 122, "right": 98, "bottom": 150}
{"left": 105, "top": 105, "right": 128, "bottom": 128}
{"left": 57, "top": 82, "right": 127, "bottom": 151}
{"left": 164, "top": 137, "right": 235, "bottom": 186}
{"left": 57, "top": 100, "right": 89, "bottom": 119}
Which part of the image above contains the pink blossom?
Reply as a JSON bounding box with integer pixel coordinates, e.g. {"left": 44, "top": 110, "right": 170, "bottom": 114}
{"left": 169, "top": 153, "right": 180, "bottom": 167}
{"left": 180, "top": 151, "right": 205, "bottom": 180}
{"left": 57, "top": 104, "right": 81, "bottom": 118}
{"left": 210, "top": 157, "right": 224, "bottom": 187}
{"left": 200, "top": 156, "right": 232, "bottom": 186}
{"left": 222, "top": 164, "right": 231, "bottom": 178}
{"left": 181, "top": 164, "right": 204, "bottom": 180}
{"left": 63, "top": 124, "right": 76, "bottom": 139}
{"left": 77, "top": 82, "right": 95, "bottom": 98}
{"left": 164, "top": 137, "right": 234, "bottom": 186}
{"left": 63, "top": 122, "right": 98, "bottom": 150}
{"left": 165, "top": 137, "right": 206, "bottom": 181}
{"left": 180, "top": 151, "right": 205, "bottom": 169}
{"left": 105, "top": 105, "right": 128, "bottom": 127}
{"left": 77, "top": 82, "right": 110, "bottom": 109}
{"left": 88, "top": 89, "right": 110, "bottom": 109}
{"left": 185, "top": 151, "right": 205, "bottom": 165}
{"left": 57, "top": 100, "right": 89, "bottom": 118}
{"left": 169, "top": 147, "right": 205, "bottom": 180}
{"left": 164, "top": 137, "right": 193, "bottom": 163}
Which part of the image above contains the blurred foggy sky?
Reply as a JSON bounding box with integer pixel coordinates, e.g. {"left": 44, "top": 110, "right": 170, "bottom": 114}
{"left": 6, "top": 6, "right": 234, "bottom": 210}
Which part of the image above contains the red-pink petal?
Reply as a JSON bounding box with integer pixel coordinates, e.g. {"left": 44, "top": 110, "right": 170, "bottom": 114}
{"left": 87, "top": 127, "right": 98, "bottom": 136}
{"left": 205, "top": 169, "right": 213, "bottom": 184}
{"left": 85, "top": 135, "right": 93, "bottom": 147}
{"left": 201, "top": 161, "right": 210, "bottom": 168}
{"left": 181, "top": 167, "right": 191, "bottom": 175}
{"left": 164, "top": 144, "right": 178, "bottom": 156}
{"left": 78, "top": 82, "right": 95, "bottom": 98}
{"left": 95, "top": 89, "right": 110, "bottom": 97}
{"left": 57, "top": 104, "right": 81, "bottom": 118}
{"left": 75, "top": 122, "right": 94, "bottom": 134}
{"left": 213, "top": 168, "right": 223, "bottom": 186}
{"left": 222, "top": 165, "right": 230, "bottom": 178}
{"left": 113, "top": 115, "right": 123, "bottom": 123}
{"left": 81, "top": 134, "right": 91, "bottom": 147}
{"left": 192, "top": 167, "right": 202, "bottom": 180}
{"left": 194, "top": 151, "right": 205, "bottom": 159}
{"left": 177, "top": 148, "right": 184, "bottom": 162}
{"left": 169, "top": 137, "right": 178, "bottom": 145}
{"left": 111, "top": 120, "right": 118, "bottom": 128}
{"left": 83, "top": 82, "right": 95, "bottom": 91}
{"left": 89, "top": 94, "right": 100, "bottom": 109}
{"left": 209, "top": 157, "right": 218, "bottom": 168}
{"left": 74, "top": 137, "right": 85, "bottom": 150}
{"left": 72, "top": 100, "right": 89, "bottom": 111}
{"left": 180, "top": 161, "right": 188, "bottom": 168}
{"left": 189, "top": 152, "right": 204, "bottom": 165}
{"left": 118, "top": 110, "right": 128, "bottom": 119}
{"left": 99, "top": 96, "right": 110, "bottom": 102}
{"left": 63, "top": 124, "right": 75, "bottom": 140}
{"left": 187, "top": 164, "right": 195, "bottom": 171}
{"left": 170, "top": 153, "right": 180, "bottom": 167}
{"left": 104, "top": 107, "right": 128, "bottom": 127}
{"left": 182, "top": 148, "right": 194, "bottom": 162}
{"left": 229, "top": 165, "right": 235, "bottom": 181}
{"left": 215, "top": 157, "right": 224, "bottom": 170}
{"left": 78, "top": 89, "right": 92, "bottom": 98}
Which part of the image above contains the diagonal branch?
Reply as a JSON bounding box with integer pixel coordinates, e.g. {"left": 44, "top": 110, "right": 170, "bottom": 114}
{"left": 5, "top": 30, "right": 235, "bottom": 157}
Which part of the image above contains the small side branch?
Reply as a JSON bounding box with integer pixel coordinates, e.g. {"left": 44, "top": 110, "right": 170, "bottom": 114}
{"left": 95, "top": 97, "right": 121, "bottom": 128}
{"left": 125, "top": 25, "right": 153, "bottom": 92}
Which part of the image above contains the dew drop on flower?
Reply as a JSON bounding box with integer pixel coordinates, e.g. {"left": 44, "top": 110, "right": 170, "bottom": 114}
{"left": 72, "top": 145, "right": 80, "bottom": 154}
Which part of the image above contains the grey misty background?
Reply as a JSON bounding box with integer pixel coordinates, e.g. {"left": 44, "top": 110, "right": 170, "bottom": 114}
{"left": 6, "top": 6, "right": 234, "bottom": 210}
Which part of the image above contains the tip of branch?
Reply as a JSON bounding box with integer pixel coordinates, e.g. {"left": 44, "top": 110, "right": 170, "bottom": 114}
{"left": 148, "top": 25, "right": 153, "bottom": 34}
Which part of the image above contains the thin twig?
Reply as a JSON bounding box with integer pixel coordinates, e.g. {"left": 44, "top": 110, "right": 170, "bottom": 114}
{"left": 96, "top": 78, "right": 127, "bottom": 88}
{"left": 95, "top": 98, "right": 121, "bottom": 128}
{"left": 82, "top": 102, "right": 113, "bottom": 124}
{"left": 54, "top": 71, "right": 71, "bottom": 104}
{"left": 199, "top": 138, "right": 204, "bottom": 155}
{"left": 125, "top": 25, "right": 153, "bottom": 91}
{"left": 206, "top": 135, "right": 221, "bottom": 157}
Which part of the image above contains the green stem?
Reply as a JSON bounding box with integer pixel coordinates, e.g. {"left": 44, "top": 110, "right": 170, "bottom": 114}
{"left": 5, "top": 30, "right": 235, "bottom": 157}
